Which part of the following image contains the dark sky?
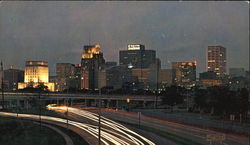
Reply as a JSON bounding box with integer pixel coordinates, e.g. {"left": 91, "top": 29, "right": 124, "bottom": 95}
{"left": 0, "top": 1, "right": 249, "bottom": 75}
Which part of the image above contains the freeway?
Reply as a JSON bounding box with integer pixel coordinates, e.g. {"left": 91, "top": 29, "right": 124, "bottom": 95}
{"left": 86, "top": 108, "right": 249, "bottom": 145}
{"left": 48, "top": 105, "right": 155, "bottom": 145}
{"left": 0, "top": 109, "right": 155, "bottom": 145}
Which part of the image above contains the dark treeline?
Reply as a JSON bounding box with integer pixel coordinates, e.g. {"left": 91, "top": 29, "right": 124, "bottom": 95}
{"left": 160, "top": 85, "right": 249, "bottom": 122}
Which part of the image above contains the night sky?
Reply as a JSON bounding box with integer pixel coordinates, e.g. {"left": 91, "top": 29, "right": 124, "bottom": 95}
{"left": 0, "top": 1, "right": 249, "bottom": 75}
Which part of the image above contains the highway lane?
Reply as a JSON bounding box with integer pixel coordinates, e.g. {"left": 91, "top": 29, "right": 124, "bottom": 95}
{"left": 0, "top": 110, "right": 155, "bottom": 145}
{"left": 48, "top": 106, "right": 155, "bottom": 145}
{"left": 87, "top": 108, "right": 249, "bottom": 145}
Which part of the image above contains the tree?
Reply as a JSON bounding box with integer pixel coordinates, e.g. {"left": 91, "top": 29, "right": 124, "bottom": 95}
{"left": 161, "top": 86, "right": 184, "bottom": 112}
{"left": 236, "top": 88, "right": 249, "bottom": 120}
{"left": 193, "top": 88, "right": 208, "bottom": 113}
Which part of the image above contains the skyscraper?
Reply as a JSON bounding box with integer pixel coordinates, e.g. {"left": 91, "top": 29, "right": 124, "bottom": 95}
{"left": 119, "top": 44, "right": 156, "bottom": 69}
{"left": 206, "top": 46, "right": 226, "bottom": 77}
{"left": 81, "top": 45, "right": 105, "bottom": 90}
{"left": 56, "top": 63, "right": 75, "bottom": 91}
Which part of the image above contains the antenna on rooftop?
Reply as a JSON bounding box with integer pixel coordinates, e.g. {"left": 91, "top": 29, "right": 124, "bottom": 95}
{"left": 88, "top": 32, "right": 91, "bottom": 45}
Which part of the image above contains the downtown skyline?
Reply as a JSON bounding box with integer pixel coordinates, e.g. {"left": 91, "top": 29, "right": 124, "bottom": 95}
{"left": 0, "top": 1, "right": 249, "bottom": 75}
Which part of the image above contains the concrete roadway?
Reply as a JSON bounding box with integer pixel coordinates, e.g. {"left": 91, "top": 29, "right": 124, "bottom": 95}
{"left": 86, "top": 108, "right": 249, "bottom": 145}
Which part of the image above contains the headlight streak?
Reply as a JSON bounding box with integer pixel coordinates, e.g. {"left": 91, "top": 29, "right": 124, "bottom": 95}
{"left": 48, "top": 106, "right": 155, "bottom": 145}
{"left": 0, "top": 111, "right": 155, "bottom": 145}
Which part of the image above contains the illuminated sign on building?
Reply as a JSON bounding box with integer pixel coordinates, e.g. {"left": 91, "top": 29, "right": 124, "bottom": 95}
{"left": 127, "top": 44, "right": 144, "bottom": 50}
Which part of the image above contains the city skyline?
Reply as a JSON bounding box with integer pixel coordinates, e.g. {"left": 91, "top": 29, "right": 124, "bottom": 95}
{"left": 0, "top": 1, "right": 249, "bottom": 75}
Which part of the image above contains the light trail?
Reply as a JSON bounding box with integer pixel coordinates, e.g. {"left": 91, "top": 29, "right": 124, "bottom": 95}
{"left": 47, "top": 106, "right": 155, "bottom": 145}
{"left": 0, "top": 110, "right": 155, "bottom": 145}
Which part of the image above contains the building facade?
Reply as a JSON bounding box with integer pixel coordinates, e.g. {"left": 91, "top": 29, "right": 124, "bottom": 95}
{"left": 4, "top": 67, "right": 24, "bottom": 91}
{"left": 81, "top": 45, "right": 105, "bottom": 90}
{"left": 207, "top": 46, "right": 226, "bottom": 77}
{"left": 172, "top": 62, "right": 196, "bottom": 86}
{"left": 106, "top": 65, "right": 136, "bottom": 90}
{"left": 119, "top": 44, "right": 156, "bottom": 69}
{"left": 159, "top": 69, "right": 172, "bottom": 87}
{"left": 229, "top": 68, "right": 246, "bottom": 78}
{"left": 18, "top": 61, "right": 55, "bottom": 91}
{"left": 55, "top": 63, "right": 76, "bottom": 91}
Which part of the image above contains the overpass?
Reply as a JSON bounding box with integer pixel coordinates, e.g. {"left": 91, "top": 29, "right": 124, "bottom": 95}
{"left": 1, "top": 92, "right": 162, "bottom": 109}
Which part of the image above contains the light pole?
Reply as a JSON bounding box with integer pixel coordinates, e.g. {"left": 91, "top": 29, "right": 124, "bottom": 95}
{"left": 138, "top": 112, "right": 141, "bottom": 128}
{"left": 98, "top": 88, "right": 101, "bottom": 145}
{"left": 39, "top": 87, "right": 41, "bottom": 130}
{"left": 98, "top": 108, "right": 101, "bottom": 145}
{"left": 66, "top": 99, "right": 69, "bottom": 129}
{"left": 126, "top": 98, "right": 130, "bottom": 111}
{"left": 1, "top": 61, "right": 4, "bottom": 110}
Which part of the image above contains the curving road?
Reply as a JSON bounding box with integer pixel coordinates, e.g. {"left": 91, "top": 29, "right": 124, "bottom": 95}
{"left": 87, "top": 108, "right": 249, "bottom": 145}
{"left": 47, "top": 106, "right": 155, "bottom": 145}
{"left": 0, "top": 109, "right": 155, "bottom": 145}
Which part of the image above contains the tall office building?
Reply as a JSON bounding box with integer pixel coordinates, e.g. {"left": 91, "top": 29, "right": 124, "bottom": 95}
{"left": 106, "top": 65, "right": 136, "bottom": 90}
{"left": 172, "top": 62, "right": 196, "bottom": 85}
{"left": 159, "top": 69, "right": 172, "bottom": 87}
{"left": 4, "top": 66, "right": 24, "bottom": 91}
{"left": 119, "top": 44, "right": 156, "bottom": 68}
{"left": 18, "top": 61, "right": 55, "bottom": 91}
{"left": 207, "top": 46, "right": 226, "bottom": 77}
{"left": 81, "top": 44, "right": 105, "bottom": 90}
{"left": 56, "top": 63, "right": 76, "bottom": 91}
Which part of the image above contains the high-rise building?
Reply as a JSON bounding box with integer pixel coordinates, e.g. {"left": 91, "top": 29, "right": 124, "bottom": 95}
{"left": 4, "top": 66, "right": 24, "bottom": 91}
{"left": 172, "top": 62, "right": 196, "bottom": 85}
{"left": 106, "top": 65, "right": 136, "bottom": 90}
{"left": 18, "top": 61, "right": 55, "bottom": 91}
{"left": 119, "top": 44, "right": 156, "bottom": 69}
{"left": 206, "top": 46, "right": 226, "bottom": 77}
{"left": 159, "top": 69, "right": 172, "bottom": 87}
{"left": 81, "top": 45, "right": 105, "bottom": 90}
{"left": 129, "top": 58, "right": 161, "bottom": 90}
{"left": 55, "top": 63, "right": 76, "bottom": 91}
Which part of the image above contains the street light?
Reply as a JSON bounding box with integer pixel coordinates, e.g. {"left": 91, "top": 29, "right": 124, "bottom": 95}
{"left": 1, "top": 61, "right": 5, "bottom": 110}
{"left": 98, "top": 88, "right": 102, "bottom": 145}
{"left": 126, "top": 98, "right": 130, "bottom": 111}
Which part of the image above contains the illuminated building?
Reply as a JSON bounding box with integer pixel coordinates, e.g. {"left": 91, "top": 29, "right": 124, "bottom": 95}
{"left": 4, "top": 66, "right": 24, "bottom": 91}
{"left": 172, "top": 62, "right": 196, "bottom": 86}
{"left": 119, "top": 44, "right": 156, "bottom": 69}
{"left": 206, "top": 46, "right": 226, "bottom": 77}
{"left": 18, "top": 61, "right": 55, "bottom": 91}
{"left": 81, "top": 45, "right": 105, "bottom": 90}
